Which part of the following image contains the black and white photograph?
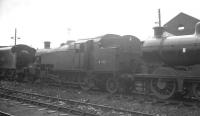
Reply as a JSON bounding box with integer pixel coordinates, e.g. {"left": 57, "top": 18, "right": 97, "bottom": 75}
{"left": 0, "top": 0, "right": 200, "bottom": 116}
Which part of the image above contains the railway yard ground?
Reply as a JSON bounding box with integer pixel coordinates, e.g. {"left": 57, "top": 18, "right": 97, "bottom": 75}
{"left": 0, "top": 81, "right": 200, "bottom": 116}
{"left": 0, "top": 98, "right": 69, "bottom": 116}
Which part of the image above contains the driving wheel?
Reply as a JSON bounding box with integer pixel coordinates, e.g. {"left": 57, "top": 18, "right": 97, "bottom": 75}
{"left": 80, "top": 77, "right": 94, "bottom": 91}
{"left": 151, "top": 67, "right": 177, "bottom": 99}
{"left": 106, "top": 78, "right": 119, "bottom": 93}
{"left": 192, "top": 83, "right": 200, "bottom": 100}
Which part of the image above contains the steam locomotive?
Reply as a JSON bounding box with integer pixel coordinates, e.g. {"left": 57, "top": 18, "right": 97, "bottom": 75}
{"left": 0, "top": 44, "right": 36, "bottom": 81}
{"left": 141, "top": 22, "right": 200, "bottom": 99}
{"left": 29, "top": 22, "right": 200, "bottom": 100}
{"left": 33, "top": 34, "right": 142, "bottom": 92}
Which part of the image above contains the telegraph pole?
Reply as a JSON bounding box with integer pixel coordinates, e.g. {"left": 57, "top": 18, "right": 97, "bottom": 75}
{"left": 158, "top": 9, "right": 161, "bottom": 27}
{"left": 153, "top": 9, "right": 164, "bottom": 39}
{"left": 11, "top": 28, "right": 20, "bottom": 46}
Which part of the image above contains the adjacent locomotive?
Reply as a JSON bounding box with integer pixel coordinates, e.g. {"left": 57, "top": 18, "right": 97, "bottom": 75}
{"left": 0, "top": 44, "right": 36, "bottom": 81}
{"left": 141, "top": 22, "right": 200, "bottom": 99}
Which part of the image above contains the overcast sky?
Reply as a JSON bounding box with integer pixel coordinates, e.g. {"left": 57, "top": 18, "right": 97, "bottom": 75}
{"left": 0, "top": 0, "right": 199, "bottom": 48}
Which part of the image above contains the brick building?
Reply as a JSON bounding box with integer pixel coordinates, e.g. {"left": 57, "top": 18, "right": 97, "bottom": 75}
{"left": 164, "top": 12, "right": 200, "bottom": 36}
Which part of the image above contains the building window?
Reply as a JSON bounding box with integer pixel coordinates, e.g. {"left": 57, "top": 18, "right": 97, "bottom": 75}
{"left": 177, "top": 24, "right": 185, "bottom": 31}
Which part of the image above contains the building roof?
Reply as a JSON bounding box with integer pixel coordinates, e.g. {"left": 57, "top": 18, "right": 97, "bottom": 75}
{"left": 163, "top": 12, "right": 200, "bottom": 36}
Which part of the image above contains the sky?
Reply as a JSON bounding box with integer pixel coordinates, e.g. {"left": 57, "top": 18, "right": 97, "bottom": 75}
{"left": 0, "top": 0, "right": 200, "bottom": 48}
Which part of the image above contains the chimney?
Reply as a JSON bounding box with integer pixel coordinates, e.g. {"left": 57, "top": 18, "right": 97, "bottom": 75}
{"left": 66, "top": 40, "right": 75, "bottom": 45}
{"left": 153, "top": 26, "right": 164, "bottom": 39}
{"left": 44, "top": 41, "right": 50, "bottom": 49}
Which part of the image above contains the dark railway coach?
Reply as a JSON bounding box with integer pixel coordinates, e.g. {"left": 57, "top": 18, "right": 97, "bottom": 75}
{"left": 0, "top": 44, "right": 36, "bottom": 81}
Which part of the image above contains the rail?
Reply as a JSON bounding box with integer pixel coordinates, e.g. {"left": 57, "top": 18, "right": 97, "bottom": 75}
{"left": 0, "top": 87, "right": 155, "bottom": 116}
{"left": 0, "top": 110, "right": 14, "bottom": 116}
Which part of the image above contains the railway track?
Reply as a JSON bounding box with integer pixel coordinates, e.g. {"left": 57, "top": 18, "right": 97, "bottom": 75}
{"left": 0, "top": 110, "right": 14, "bottom": 116}
{"left": 0, "top": 87, "right": 154, "bottom": 116}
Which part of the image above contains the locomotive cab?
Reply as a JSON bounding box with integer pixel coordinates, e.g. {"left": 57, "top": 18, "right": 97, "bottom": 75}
{"left": 93, "top": 34, "right": 141, "bottom": 73}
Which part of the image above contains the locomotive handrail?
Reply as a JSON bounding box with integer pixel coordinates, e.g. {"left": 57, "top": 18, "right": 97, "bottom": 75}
{"left": 135, "top": 73, "right": 200, "bottom": 79}
{"left": 135, "top": 73, "right": 177, "bottom": 78}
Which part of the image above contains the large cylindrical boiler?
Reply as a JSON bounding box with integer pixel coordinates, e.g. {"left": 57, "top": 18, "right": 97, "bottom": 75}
{"left": 142, "top": 22, "right": 200, "bottom": 66}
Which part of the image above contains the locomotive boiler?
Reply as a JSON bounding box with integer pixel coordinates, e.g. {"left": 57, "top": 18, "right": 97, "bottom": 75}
{"left": 0, "top": 44, "right": 36, "bottom": 81}
{"left": 142, "top": 22, "right": 200, "bottom": 66}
